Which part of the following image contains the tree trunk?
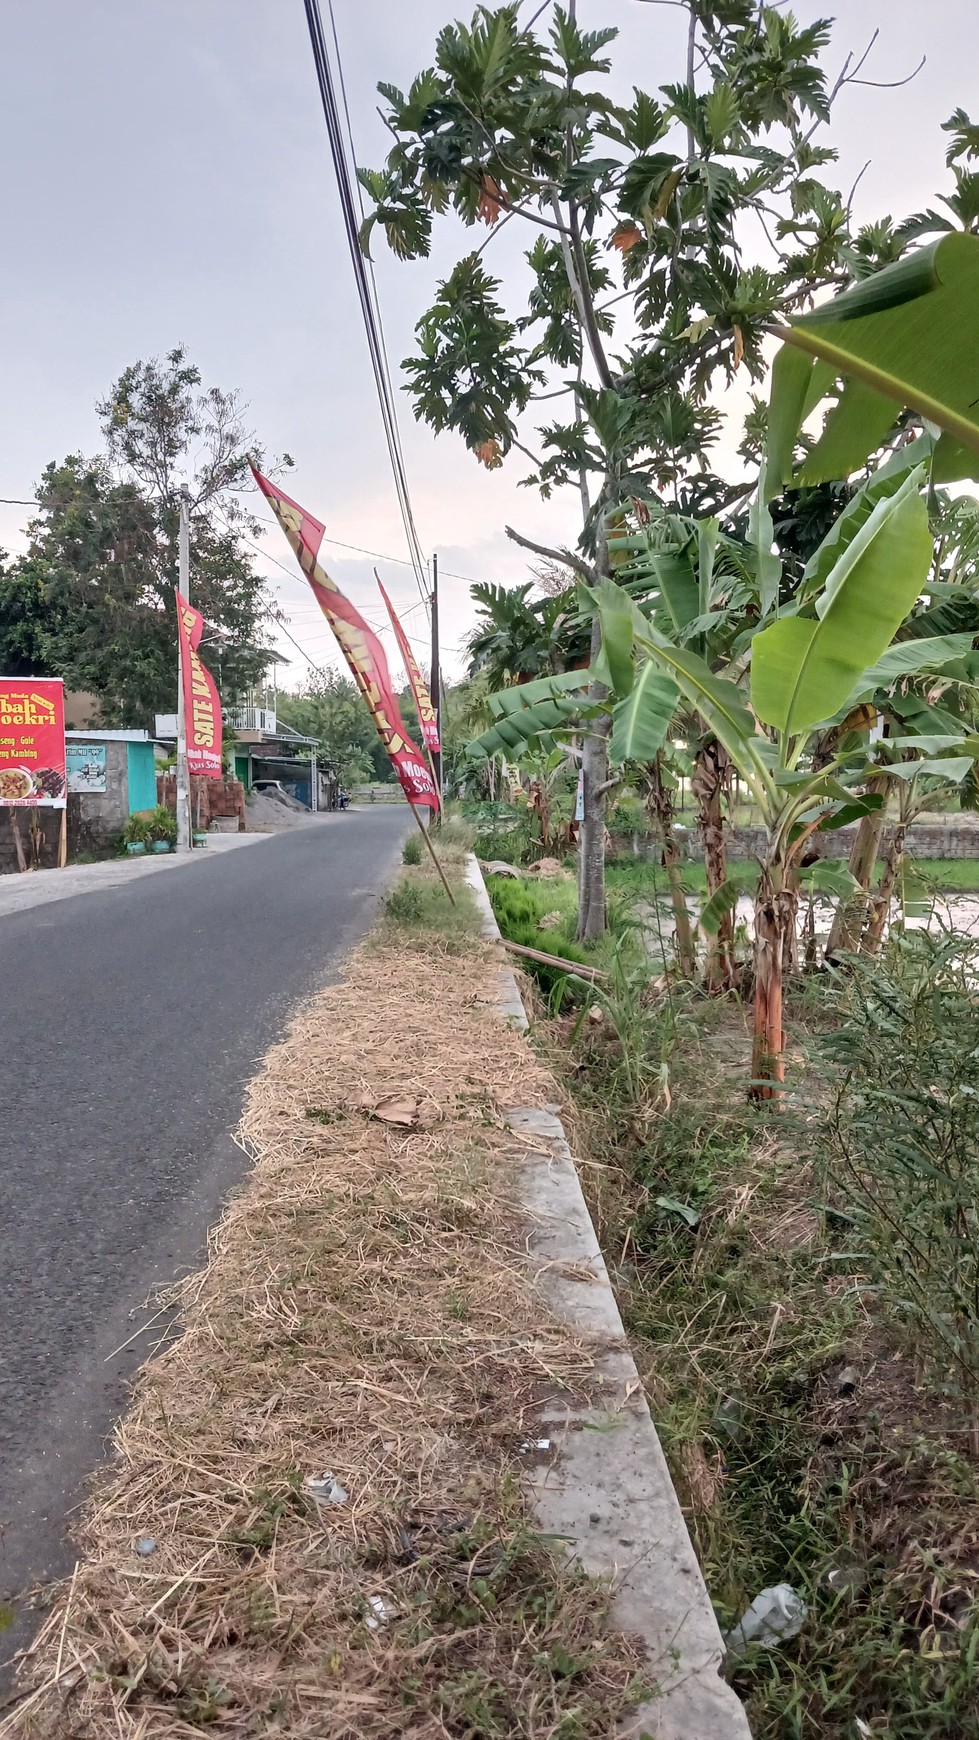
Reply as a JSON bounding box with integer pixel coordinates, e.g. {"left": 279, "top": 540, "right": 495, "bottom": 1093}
{"left": 826, "top": 774, "right": 893, "bottom": 957}
{"left": 781, "top": 870, "right": 800, "bottom": 977}
{"left": 750, "top": 866, "right": 795, "bottom": 1100}
{"left": 577, "top": 568, "right": 609, "bottom": 942}
{"left": 693, "top": 737, "right": 736, "bottom": 990}
{"left": 864, "top": 820, "right": 909, "bottom": 954}
{"left": 646, "top": 756, "right": 697, "bottom": 978}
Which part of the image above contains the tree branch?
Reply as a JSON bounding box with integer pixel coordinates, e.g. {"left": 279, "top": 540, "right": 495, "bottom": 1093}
{"left": 685, "top": 3, "right": 697, "bottom": 161}
{"left": 505, "top": 524, "right": 594, "bottom": 582}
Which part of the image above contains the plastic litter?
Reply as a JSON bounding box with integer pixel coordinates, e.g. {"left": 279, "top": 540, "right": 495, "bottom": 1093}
{"left": 834, "top": 1364, "right": 859, "bottom": 1395}
{"left": 365, "top": 1595, "right": 391, "bottom": 1630}
{"left": 304, "top": 1471, "right": 348, "bottom": 1506}
{"left": 136, "top": 1538, "right": 157, "bottom": 1557}
{"left": 724, "top": 1584, "right": 807, "bottom": 1655}
{"left": 519, "top": 1438, "right": 552, "bottom": 1452}
{"left": 712, "top": 1394, "right": 744, "bottom": 1443}
{"left": 823, "top": 1557, "right": 867, "bottom": 1596}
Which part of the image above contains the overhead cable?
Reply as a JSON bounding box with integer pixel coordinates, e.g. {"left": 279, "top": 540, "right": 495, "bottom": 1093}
{"left": 302, "top": 0, "right": 430, "bottom": 611}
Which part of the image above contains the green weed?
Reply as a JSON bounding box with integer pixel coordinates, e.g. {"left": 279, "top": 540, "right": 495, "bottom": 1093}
{"left": 402, "top": 833, "right": 423, "bottom": 865}
{"left": 542, "top": 986, "right": 979, "bottom": 1739}
{"left": 385, "top": 880, "right": 427, "bottom": 921}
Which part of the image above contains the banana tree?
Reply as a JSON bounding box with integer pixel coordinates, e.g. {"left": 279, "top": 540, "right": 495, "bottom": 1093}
{"left": 767, "top": 234, "right": 979, "bottom": 491}
{"left": 594, "top": 469, "right": 976, "bottom": 1095}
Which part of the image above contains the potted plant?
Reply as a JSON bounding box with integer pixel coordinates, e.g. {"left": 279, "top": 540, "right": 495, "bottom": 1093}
{"left": 121, "top": 814, "right": 150, "bottom": 856}
{"left": 147, "top": 804, "right": 177, "bottom": 853}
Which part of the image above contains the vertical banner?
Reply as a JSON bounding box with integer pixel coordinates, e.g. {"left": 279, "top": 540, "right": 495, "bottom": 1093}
{"left": 375, "top": 574, "right": 440, "bottom": 754}
{"left": 251, "top": 467, "right": 438, "bottom": 809}
{"left": 175, "top": 592, "right": 223, "bottom": 778}
{"left": 0, "top": 678, "right": 67, "bottom": 806}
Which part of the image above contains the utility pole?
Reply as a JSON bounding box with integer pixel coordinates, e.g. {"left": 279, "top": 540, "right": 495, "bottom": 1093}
{"left": 175, "top": 488, "right": 192, "bottom": 853}
{"left": 430, "top": 552, "right": 443, "bottom": 821}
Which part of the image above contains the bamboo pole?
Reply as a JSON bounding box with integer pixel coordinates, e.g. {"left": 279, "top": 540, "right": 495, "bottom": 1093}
{"left": 498, "top": 937, "right": 607, "bottom": 981}
{"left": 58, "top": 806, "right": 68, "bottom": 868}
{"left": 409, "top": 802, "right": 455, "bottom": 904}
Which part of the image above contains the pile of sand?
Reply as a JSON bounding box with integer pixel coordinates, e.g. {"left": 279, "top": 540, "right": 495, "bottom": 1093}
{"left": 244, "top": 789, "right": 319, "bottom": 832}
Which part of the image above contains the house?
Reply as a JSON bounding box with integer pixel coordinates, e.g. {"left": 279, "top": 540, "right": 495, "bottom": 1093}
{"left": 155, "top": 657, "right": 334, "bottom": 811}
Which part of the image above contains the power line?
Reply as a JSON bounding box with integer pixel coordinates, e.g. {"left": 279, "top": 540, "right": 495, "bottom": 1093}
{"left": 302, "top": 0, "right": 430, "bottom": 612}
{"left": 0, "top": 491, "right": 482, "bottom": 590}
{"left": 245, "top": 508, "right": 482, "bottom": 587}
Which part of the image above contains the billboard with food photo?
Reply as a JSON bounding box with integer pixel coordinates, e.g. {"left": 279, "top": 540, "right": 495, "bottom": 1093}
{"left": 0, "top": 678, "right": 68, "bottom": 807}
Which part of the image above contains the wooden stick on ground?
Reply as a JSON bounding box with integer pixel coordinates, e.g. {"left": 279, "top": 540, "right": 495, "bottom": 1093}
{"left": 498, "top": 937, "right": 607, "bottom": 981}
{"left": 409, "top": 803, "right": 455, "bottom": 905}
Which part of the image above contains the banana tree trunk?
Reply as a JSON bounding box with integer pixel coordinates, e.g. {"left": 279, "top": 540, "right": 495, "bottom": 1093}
{"left": 694, "top": 738, "right": 736, "bottom": 990}
{"left": 826, "top": 773, "right": 893, "bottom": 957}
{"left": 864, "top": 820, "right": 909, "bottom": 954}
{"left": 646, "top": 756, "right": 697, "bottom": 978}
{"left": 750, "top": 864, "right": 796, "bottom": 1100}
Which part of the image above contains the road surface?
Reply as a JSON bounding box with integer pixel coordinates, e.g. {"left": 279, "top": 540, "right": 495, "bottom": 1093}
{"left": 0, "top": 808, "right": 409, "bottom": 1673}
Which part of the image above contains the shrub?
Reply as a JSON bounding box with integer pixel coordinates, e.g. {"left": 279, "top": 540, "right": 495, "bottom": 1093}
{"left": 402, "top": 834, "right": 423, "bottom": 865}
{"left": 824, "top": 928, "right": 979, "bottom": 1425}
{"left": 120, "top": 813, "right": 151, "bottom": 846}
{"left": 474, "top": 823, "right": 532, "bottom": 865}
{"left": 385, "top": 880, "right": 426, "bottom": 921}
{"left": 147, "top": 804, "right": 177, "bottom": 844}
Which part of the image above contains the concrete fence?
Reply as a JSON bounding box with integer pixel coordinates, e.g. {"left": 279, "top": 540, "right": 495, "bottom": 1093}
{"left": 614, "top": 822, "right": 979, "bottom": 864}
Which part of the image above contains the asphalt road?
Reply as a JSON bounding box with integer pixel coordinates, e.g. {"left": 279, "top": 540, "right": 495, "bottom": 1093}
{"left": 0, "top": 808, "right": 409, "bottom": 1672}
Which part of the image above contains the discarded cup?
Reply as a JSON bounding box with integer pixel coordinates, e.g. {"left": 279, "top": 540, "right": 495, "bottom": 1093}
{"left": 304, "top": 1471, "right": 348, "bottom": 1506}
{"left": 724, "top": 1584, "right": 807, "bottom": 1655}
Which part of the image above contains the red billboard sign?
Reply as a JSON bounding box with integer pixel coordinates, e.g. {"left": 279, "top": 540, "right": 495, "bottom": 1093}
{"left": 0, "top": 678, "right": 67, "bottom": 807}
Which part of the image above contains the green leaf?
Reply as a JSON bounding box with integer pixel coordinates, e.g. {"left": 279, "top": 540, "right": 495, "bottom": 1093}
{"left": 469, "top": 671, "right": 595, "bottom": 759}
{"left": 799, "top": 457, "right": 923, "bottom": 602}
{"left": 801, "top": 860, "right": 860, "bottom": 898}
{"left": 644, "top": 550, "right": 700, "bottom": 638}
{"left": 636, "top": 625, "right": 771, "bottom": 803}
{"left": 766, "top": 343, "right": 813, "bottom": 494}
{"left": 844, "top": 632, "right": 976, "bottom": 703}
{"left": 485, "top": 669, "right": 593, "bottom": 720}
{"left": 697, "top": 519, "right": 719, "bottom": 617}
{"left": 609, "top": 660, "right": 679, "bottom": 765}
{"left": 704, "top": 80, "right": 740, "bottom": 148}
{"left": 796, "top": 379, "right": 899, "bottom": 485}
{"left": 595, "top": 577, "right": 638, "bottom": 697}
{"left": 888, "top": 756, "right": 974, "bottom": 782}
{"left": 699, "top": 878, "right": 741, "bottom": 936}
{"left": 751, "top": 477, "right": 932, "bottom": 734}
{"left": 749, "top": 464, "right": 782, "bottom": 616}
{"left": 779, "top": 235, "right": 979, "bottom": 475}
{"left": 655, "top": 1196, "right": 699, "bottom": 1229}
{"left": 887, "top": 733, "right": 974, "bottom": 753}
{"left": 818, "top": 793, "right": 885, "bottom": 831}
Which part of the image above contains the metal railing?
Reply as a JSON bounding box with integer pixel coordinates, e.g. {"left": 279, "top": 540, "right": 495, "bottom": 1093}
{"left": 226, "top": 705, "right": 276, "bottom": 734}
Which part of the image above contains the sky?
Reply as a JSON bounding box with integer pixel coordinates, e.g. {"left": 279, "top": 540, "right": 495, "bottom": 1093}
{"left": 0, "top": 0, "right": 975, "bottom": 689}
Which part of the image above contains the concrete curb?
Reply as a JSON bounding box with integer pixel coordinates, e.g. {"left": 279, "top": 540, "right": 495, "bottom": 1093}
{"left": 465, "top": 857, "right": 752, "bottom": 1740}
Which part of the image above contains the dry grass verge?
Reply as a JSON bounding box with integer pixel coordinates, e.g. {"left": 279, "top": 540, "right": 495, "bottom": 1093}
{"left": 4, "top": 871, "right": 648, "bottom": 1737}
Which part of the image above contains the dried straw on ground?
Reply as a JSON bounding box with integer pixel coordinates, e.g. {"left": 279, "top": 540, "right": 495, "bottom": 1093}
{"left": 5, "top": 894, "right": 647, "bottom": 1737}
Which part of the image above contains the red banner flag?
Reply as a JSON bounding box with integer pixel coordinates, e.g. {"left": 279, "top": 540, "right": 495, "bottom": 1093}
{"left": 251, "top": 468, "right": 439, "bottom": 809}
{"left": 376, "top": 574, "right": 440, "bottom": 756}
{"left": 0, "top": 678, "right": 67, "bottom": 806}
{"left": 175, "top": 591, "right": 223, "bottom": 778}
